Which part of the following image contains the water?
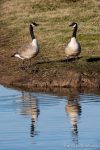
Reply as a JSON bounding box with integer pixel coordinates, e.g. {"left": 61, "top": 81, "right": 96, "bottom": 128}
{"left": 0, "top": 86, "right": 100, "bottom": 150}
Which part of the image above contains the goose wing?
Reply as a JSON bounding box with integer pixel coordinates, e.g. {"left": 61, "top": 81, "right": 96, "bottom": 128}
{"left": 17, "top": 43, "right": 37, "bottom": 58}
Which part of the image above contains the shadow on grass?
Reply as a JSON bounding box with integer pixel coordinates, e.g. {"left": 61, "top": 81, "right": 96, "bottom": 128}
{"left": 86, "top": 57, "right": 100, "bottom": 62}
{"left": 36, "top": 57, "right": 82, "bottom": 65}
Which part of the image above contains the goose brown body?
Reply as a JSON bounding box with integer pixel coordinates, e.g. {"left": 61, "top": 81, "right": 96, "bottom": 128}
{"left": 12, "top": 22, "right": 39, "bottom": 61}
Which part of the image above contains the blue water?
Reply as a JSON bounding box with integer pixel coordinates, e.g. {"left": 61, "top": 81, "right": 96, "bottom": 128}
{"left": 0, "top": 86, "right": 100, "bottom": 150}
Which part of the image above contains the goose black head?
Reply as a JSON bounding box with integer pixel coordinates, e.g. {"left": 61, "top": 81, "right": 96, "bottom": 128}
{"left": 31, "top": 22, "right": 39, "bottom": 27}
{"left": 69, "top": 22, "right": 77, "bottom": 28}
{"left": 69, "top": 22, "right": 78, "bottom": 38}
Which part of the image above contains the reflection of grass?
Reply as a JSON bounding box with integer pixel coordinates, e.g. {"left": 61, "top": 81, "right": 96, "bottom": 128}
{"left": 0, "top": 0, "right": 100, "bottom": 80}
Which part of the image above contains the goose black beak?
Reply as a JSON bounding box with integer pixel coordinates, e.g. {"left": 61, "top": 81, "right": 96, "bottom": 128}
{"left": 69, "top": 23, "right": 73, "bottom": 27}
{"left": 32, "top": 22, "right": 39, "bottom": 26}
{"left": 69, "top": 22, "right": 77, "bottom": 27}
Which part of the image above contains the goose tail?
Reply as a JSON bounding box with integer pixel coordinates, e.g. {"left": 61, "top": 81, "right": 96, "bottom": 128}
{"left": 11, "top": 53, "right": 16, "bottom": 57}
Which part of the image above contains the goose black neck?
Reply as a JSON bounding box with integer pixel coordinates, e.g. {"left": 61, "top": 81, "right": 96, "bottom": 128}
{"left": 72, "top": 26, "right": 77, "bottom": 38}
{"left": 30, "top": 25, "right": 35, "bottom": 40}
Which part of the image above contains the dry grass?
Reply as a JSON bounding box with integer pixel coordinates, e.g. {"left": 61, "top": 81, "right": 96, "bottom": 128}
{"left": 0, "top": 0, "right": 100, "bottom": 73}
{"left": 0, "top": 0, "right": 100, "bottom": 90}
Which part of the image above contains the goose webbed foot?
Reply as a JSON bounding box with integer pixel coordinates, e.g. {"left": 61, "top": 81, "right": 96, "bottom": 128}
{"left": 20, "top": 66, "right": 26, "bottom": 70}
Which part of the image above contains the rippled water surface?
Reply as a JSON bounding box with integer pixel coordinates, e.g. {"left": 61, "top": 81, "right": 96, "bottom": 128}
{"left": 0, "top": 86, "right": 100, "bottom": 150}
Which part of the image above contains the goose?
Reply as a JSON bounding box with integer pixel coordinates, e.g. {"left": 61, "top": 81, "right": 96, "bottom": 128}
{"left": 11, "top": 22, "right": 39, "bottom": 68}
{"left": 65, "top": 22, "right": 81, "bottom": 61}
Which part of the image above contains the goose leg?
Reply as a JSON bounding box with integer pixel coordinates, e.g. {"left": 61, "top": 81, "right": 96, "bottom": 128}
{"left": 25, "top": 59, "right": 31, "bottom": 69}
{"left": 23, "top": 60, "right": 25, "bottom": 66}
{"left": 75, "top": 56, "right": 79, "bottom": 61}
{"left": 21, "top": 60, "right": 26, "bottom": 70}
{"left": 41, "top": 55, "right": 45, "bottom": 62}
{"left": 40, "top": 53, "right": 47, "bottom": 63}
{"left": 29, "top": 58, "right": 32, "bottom": 67}
{"left": 66, "top": 56, "right": 69, "bottom": 63}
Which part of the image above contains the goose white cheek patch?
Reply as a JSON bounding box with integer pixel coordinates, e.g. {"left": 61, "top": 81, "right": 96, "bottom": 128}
{"left": 73, "top": 24, "right": 76, "bottom": 28}
{"left": 31, "top": 24, "right": 35, "bottom": 27}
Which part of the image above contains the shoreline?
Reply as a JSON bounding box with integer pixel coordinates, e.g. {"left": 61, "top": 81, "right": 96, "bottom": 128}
{"left": 0, "top": 60, "right": 100, "bottom": 91}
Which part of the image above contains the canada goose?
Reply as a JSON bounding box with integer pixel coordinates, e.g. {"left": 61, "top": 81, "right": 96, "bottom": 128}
{"left": 65, "top": 88, "right": 81, "bottom": 135}
{"left": 20, "top": 92, "right": 40, "bottom": 137}
{"left": 65, "top": 22, "right": 81, "bottom": 61}
{"left": 11, "top": 22, "right": 39, "bottom": 68}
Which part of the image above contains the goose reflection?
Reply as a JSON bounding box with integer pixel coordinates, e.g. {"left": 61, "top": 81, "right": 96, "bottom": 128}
{"left": 65, "top": 88, "right": 81, "bottom": 144}
{"left": 20, "top": 92, "right": 40, "bottom": 137}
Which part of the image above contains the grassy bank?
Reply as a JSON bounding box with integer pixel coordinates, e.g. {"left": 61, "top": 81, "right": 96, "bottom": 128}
{"left": 0, "top": 0, "right": 100, "bottom": 89}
